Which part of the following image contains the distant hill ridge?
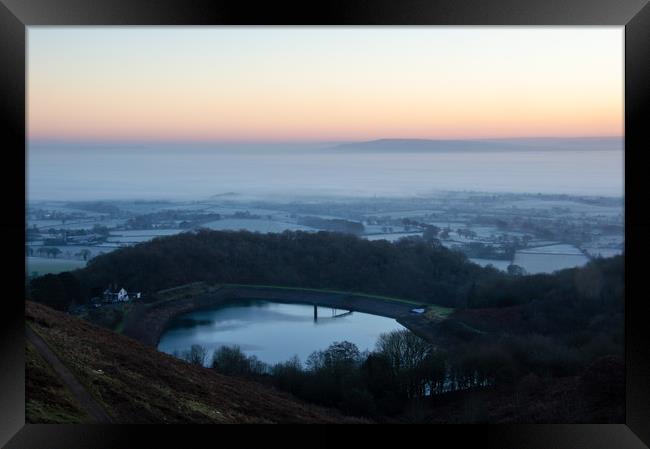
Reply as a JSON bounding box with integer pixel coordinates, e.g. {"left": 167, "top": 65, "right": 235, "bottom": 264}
{"left": 329, "top": 137, "right": 623, "bottom": 153}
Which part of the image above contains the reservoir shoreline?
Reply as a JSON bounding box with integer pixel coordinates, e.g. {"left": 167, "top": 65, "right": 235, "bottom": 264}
{"left": 122, "top": 284, "right": 437, "bottom": 348}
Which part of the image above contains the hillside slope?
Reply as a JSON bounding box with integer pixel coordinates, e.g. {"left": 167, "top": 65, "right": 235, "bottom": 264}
{"left": 25, "top": 301, "right": 367, "bottom": 424}
{"left": 25, "top": 340, "right": 90, "bottom": 423}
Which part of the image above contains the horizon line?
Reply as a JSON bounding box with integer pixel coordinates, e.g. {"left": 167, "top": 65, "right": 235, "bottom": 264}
{"left": 28, "top": 135, "right": 624, "bottom": 146}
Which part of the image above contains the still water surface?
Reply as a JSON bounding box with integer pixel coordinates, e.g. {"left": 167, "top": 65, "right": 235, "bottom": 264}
{"left": 157, "top": 299, "right": 407, "bottom": 366}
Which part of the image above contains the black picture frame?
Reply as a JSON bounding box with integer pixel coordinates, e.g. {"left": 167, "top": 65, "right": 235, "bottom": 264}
{"left": 2, "top": 0, "right": 649, "bottom": 447}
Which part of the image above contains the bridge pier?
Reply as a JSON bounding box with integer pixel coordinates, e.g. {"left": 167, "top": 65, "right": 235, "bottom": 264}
{"left": 313, "top": 304, "right": 317, "bottom": 322}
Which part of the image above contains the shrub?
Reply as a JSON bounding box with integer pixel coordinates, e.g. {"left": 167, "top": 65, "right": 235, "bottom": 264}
{"left": 211, "top": 345, "right": 268, "bottom": 377}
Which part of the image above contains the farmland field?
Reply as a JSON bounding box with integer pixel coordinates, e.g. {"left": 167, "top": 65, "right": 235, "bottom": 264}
{"left": 364, "top": 232, "right": 422, "bottom": 242}
{"left": 28, "top": 245, "right": 117, "bottom": 260}
{"left": 517, "top": 244, "right": 585, "bottom": 255}
{"left": 26, "top": 257, "right": 86, "bottom": 276}
{"left": 500, "top": 199, "right": 623, "bottom": 216}
{"left": 107, "top": 229, "right": 183, "bottom": 243}
{"left": 583, "top": 248, "right": 623, "bottom": 258}
{"left": 202, "top": 218, "right": 316, "bottom": 233}
{"left": 513, "top": 246, "right": 590, "bottom": 274}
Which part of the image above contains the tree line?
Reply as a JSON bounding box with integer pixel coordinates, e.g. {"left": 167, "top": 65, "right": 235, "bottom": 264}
{"left": 28, "top": 229, "right": 622, "bottom": 317}
{"left": 29, "top": 229, "right": 486, "bottom": 309}
{"left": 175, "top": 330, "right": 449, "bottom": 419}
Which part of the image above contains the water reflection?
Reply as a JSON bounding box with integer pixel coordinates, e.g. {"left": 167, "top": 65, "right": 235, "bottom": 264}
{"left": 157, "top": 299, "right": 406, "bottom": 366}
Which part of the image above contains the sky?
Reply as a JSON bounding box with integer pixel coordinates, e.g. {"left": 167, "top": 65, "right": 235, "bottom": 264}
{"left": 27, "top": 27, "right": 624, "bottom": 143}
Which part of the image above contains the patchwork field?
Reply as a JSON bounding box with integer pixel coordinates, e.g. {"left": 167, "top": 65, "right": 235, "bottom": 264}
{"left": 364, "top": 232, "right": 422, "bottom": 242}
{"left": 26, "top": 257, "right": 87, "bottom": 276}
{"left": 513, "top": 253, "right": 590, "bottom": 274}
{"left": 107, "top": 229, "right": 183, "bottom": 243}
{"left": 202, "top": 218, "right": 316, "bottom": 233}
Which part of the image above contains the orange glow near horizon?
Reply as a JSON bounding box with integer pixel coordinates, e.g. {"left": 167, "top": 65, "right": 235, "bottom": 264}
{"left": 28, "top": 27, "right": 624, "bottom": 143}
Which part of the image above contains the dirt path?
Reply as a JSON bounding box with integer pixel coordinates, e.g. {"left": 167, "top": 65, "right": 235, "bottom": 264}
{"left": 26, "top": 325, "right": 112, "bottom": 423}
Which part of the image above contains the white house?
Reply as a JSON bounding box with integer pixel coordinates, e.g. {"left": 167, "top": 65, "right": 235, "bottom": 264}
{"left": 102, "top": 286, "right": 141, "bottom": 303}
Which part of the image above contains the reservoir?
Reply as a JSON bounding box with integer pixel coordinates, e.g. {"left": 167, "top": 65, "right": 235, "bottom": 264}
{"left": 157, "top": 299, "right": 407, "bottom": 366}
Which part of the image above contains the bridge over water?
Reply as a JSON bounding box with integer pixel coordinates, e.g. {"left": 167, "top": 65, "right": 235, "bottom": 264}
{"left": 313, "top": 304, "right": 353, "bottom": 322}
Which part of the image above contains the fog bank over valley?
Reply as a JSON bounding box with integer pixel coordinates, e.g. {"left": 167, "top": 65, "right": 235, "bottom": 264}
{"left": 27, "top": 138, "right": 623, "bottom": 202}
